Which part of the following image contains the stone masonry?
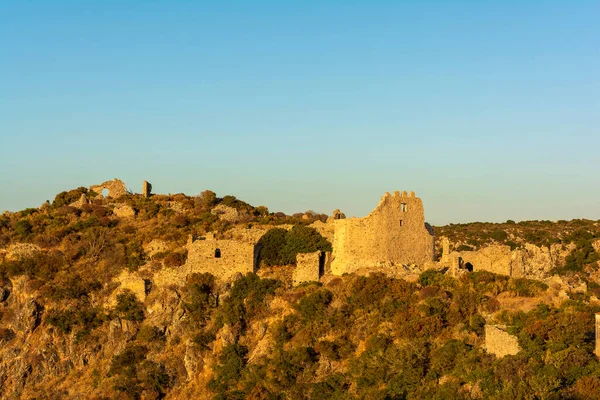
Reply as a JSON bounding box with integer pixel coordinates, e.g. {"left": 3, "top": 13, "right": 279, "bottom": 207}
{"left": 293, "top": 251, "right": 329, "bottom": 285}
{"left": 89, "top": 178, "right": 128, "bottom": 198}
{"left": 142, "top": 181, "right": 152, "bottom": 198}
{"left": 484, "top": 324, "right": 521, "bottom": 358}
{"left": 329, "top": 191, "right": 434, "bottom": 275}
{"left": 184, "top": 234, "right": 257, "bottom": 281}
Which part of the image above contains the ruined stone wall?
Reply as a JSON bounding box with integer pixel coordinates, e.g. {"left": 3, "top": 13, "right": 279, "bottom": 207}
{"left": 484, "top": 325, "right": 521, "bottom": 358}
{"left": 211, "top": 204, "right": 241, "bottom": 223}
{"left": 293, "top": 251, "right": 325, "bottom": 285}
{"left": 443, "top": 243, "right": 574, "bottom": 279}
{"left": 185, "top": 237, "right": 256, "bottom": 281}
{"left": 309, "top": 220, "right": 335, "bottom": 244}
{"left": 89, "top": 179, "right": 127, "bottom": 198}
{"left": 330, "top": 191, "right": 434, "bottom": 275}
{"left": 460, "top": 245, "right": 513, "bottom": 276}
{"left": 142, "top": 181, "right": 152, "bottom": 198}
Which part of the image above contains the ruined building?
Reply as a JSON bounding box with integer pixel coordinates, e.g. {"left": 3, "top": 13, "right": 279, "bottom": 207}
{"left": 329, "top": 191, "right": 434, "bottom": 275}
{"left": 89, "top": 178, "right": 128, "bottom": 198}
{"left": 181, "top": 190, "right": 434, "bottom": 283}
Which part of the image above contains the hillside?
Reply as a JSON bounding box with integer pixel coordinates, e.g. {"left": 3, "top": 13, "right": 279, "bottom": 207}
{"left": 1, "top": 185, "right": 600, "bottom": 399}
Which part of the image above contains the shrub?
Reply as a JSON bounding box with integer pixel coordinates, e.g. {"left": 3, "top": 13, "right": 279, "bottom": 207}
{"left": 217, "top": 273, "right": 280, "bottom": 329}
{"left": 0, "top": 328, "right": 15, "bottom": 343}
{"left": 46, "top": 304, "right": 105, "bottom": 336}
{"left": 418, "top": 270, "right": 445, "bottom": 287}
{"left": 114, "top": 290, "right": 145, "bottom": 322}
{"left": 256, "top": 226, "right": 331, "bottom": 267}
{"left": 209, "top": 343, "right": 248, "bottom": 395}
{"left": 52, "top": 187, "right": 91, "bottom": 208}
{"left": 182, "top": 273, "right": 218, "bottom": 326}
{"left": 14, "top": 220, "right": 33, "bottom": 238}
{"left": 163, "top": 250, "right": 187, "bottom": 268}
{"left": 294, "top": 289, "right": 333, "bottom": 321}
{"left": 135, "top": 325, "right": 165, "bottom": 343}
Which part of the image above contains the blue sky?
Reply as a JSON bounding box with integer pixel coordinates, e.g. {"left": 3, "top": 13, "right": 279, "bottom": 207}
{"left": 1, "top": 1, "right": 598, "bottom": 225}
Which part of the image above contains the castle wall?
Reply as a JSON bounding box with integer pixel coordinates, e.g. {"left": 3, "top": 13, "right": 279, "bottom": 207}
{"left": 330, "top": 191, "right": 434, "bottom": 275}
{"left": 484, "top": 325, "right": 521, "bottom": 358}
{"left": 185, "top": 238, "right": 256, "bottom": 281}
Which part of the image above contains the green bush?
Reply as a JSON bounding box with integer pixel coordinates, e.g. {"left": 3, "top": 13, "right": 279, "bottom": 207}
{"left": 217, "top": 273, "right": 280, "bottom": 330}
{"left": 294, "top": 289, "right": 333, "bottom": 321}
{"left": 209, "top": 343, "right": 248, "bottom": 395}
{"left": 46, "top": 304, "right": 105, "bottom": 337}
{"left": 256, "top": 226, "right": 331, "bottom": 267}
{"left": 182, "top": 273, "right": 218, "bottom": 326}
{"left": 114, "top": 290, "right": 145, "bottom": 322}
{"left": 14, "top": 220, "right": 33, "bottom": 238}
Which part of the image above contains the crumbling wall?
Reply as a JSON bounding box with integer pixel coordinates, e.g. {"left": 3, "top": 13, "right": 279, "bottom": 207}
{"left": 309, "top": 220, "right": 335, "bottom": 244}
{"left": 211, "top": 204, "right": 241, "bottom": 223}
{"left": 69, "top": 193, "right": 90, "bottom": 208}
{"left": 185, "top": 236, "right": 256, "bottom": 281}
{"left": 444, "top": 243, "right": 574, "bottom": 279}
{"left": 109, "top": 270, "right": 149, "bottom": 305}
{"left": 293, "top": 251, "right": 325, "bottom": 285}
{"left": 460, "top": 245, "right": 513, "bottom": 276}
{"left": 484, "top": 325, "right": 521, "bottom": 358}
{"left": 330, "top": 191, "right": 434, "bottom": 275}
{"left": 89, "top": 179, "right": 127, "bottom": 198}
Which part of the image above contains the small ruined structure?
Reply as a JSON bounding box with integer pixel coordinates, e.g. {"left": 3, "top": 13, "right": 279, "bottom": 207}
{"left": 438, "top": 242, "right": 574, "bottom": 280}
{"left": 142, "top": 180, "right": 152, "bottom": 198}
{"left": 329, "top": 191, "right": 434, "bottom": 275}
{"left": 293, "top": 251, "right": 330, "bottom": 285}
{"left": 69, "top": 193, "right": 90, "bottom": 208}
{"left": 185, "top": 233, "right": 257, "bottom": 281}
{"left": 329, "top": 209, "right": 346, "bottom": 221}
{"left": 596, "top": 313, "right": 600, "bottom": 358}
{"left": 89, "top": 178, "right": 128, "bottom": 198}
{"left": 484, "top": 324, "right": 521, "bottom": 358}
{"left": 211, "top": 204, "right": 241, "bottom": 223}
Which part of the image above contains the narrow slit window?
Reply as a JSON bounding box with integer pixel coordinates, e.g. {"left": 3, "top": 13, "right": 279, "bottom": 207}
{"left": 214, "top": 248, "right": 221, "bottom": 258}
{"left": 399, "top": 220, "right": 404, "bottom": 227}
{"left": 401, "top": 203, "right": 407, "bottom": 212}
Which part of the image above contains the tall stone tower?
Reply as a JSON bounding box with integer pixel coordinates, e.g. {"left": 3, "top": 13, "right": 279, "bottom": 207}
{"left": 142, "top": 181, "right": 152, "bottom": 198}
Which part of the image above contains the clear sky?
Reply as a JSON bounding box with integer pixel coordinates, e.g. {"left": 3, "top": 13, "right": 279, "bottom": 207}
{"left": 1, "top": 1, "right": 599, "bottom": 225}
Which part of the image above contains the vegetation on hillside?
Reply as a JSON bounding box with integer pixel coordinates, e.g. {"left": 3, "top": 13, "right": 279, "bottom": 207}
{"left": 1, "top": 188, "right": 600, "bottom": 398}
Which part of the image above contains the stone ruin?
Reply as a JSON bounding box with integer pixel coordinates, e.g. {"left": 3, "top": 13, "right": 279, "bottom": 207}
{"left": 293, "top": 251, "right": 331, "bottom": 285}
{"left": 328, "top": 191, "right": 435, "bottom": 275}
{"left": 484, "top": 324, "right": 521, "bottom": 358}
{"left": 89, "top": 178, "right": 128, "bottom": 198}
{"left": 177, "top": 190, "right": 435, "bottom": 285}
{"left": 142, "top": 181, "right": 152, "bottom": 198}
{"left": 438, "top": 237, "right": 575, "bottom": 281}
